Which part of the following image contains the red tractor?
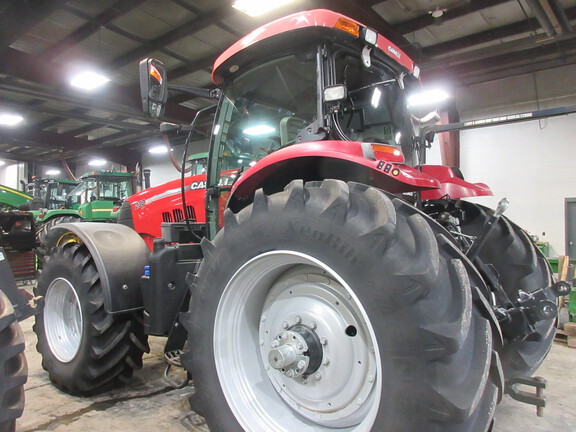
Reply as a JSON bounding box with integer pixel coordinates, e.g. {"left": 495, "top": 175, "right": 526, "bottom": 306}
{"left": 33, "top": 9, "right": 568, "bottom": 432}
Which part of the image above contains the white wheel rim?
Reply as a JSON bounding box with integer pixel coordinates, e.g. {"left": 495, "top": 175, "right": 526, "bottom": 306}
{"left": 214, "top": 251, "right": 381, "bottom": 431}
{"left": 44, "top": 277, "right": 84, "bottom": 363}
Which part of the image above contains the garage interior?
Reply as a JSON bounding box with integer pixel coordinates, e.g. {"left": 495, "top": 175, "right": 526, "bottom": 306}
{"left": 1, "top": 0, "right": 576, "bottom": 431}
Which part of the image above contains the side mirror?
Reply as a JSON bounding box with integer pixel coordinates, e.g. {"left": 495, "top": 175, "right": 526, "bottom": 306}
{"left": 139, "top": 58, "right": 168, "bottom": 118}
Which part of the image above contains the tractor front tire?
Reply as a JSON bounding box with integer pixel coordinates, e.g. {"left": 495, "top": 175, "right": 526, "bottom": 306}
{"left": 185, "top": 180, "right": 500, "bottom": 432}
{"left": 36, "top": 215, "right": 81, "bottom": 261}
{"left": 33, "top": 242, "right": 149, "bottom": 395}
{"left": 457, "top": 201, "right": 554, "bottom": 379}
{"left": 0, "top": 290, "right": 27, "bottom": 432}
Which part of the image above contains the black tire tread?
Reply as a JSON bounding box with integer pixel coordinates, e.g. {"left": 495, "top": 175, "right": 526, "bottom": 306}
{"left": 458, "top": 202, "right": 554, "bottom": 378}
{"left": 35, "top": 215, "right": 81, "bottom": 260}
{"left": 33, "top": 242, "right": 148, "bottom": 395}
{"left": 0, "top": 290, "right": 28, "bottom": 432}
{"left": 186, "top": 180, "right": 499, "bottom": 432}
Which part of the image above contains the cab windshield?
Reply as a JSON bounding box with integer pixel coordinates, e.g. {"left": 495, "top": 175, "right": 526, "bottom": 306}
{"left": 211, "top": 51, "right": 317, "bottom": 185}
{"left": 68, "top": 177, "right": 132, "bottom": 204}
{"left": 45, "top": 182, "right": 77, "bottom": 209}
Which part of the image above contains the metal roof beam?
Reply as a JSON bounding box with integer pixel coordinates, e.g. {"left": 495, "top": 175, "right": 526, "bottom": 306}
{"left": 393, "top": 0, "right": 511, "bottom": 35}
{"left": 424, "top": 5, "right": 576, "bottom": 58}
{"left": 39, "top": 0, "right": 147, "bottom": 60}
{"left": 105, "top": 5, "right": 231, "bottom": 72}
{"left": 0, "top": 0, "right": 66, "bottom": 52}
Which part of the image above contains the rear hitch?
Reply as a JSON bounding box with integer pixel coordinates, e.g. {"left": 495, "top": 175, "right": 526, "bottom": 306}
{"left": 505, "top": 376, "right": 546, "bottom": 417}
{"left": 497, "top": 281, "right": 570, "bottom": 343}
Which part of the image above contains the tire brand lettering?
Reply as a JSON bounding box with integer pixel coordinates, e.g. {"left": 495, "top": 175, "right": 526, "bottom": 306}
{"left": 294, "top": 224, "right": 358, "bottom": 264}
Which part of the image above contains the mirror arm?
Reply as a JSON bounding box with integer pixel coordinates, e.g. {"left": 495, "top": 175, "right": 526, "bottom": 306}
{"left": 168, "top": 85, "right": 221, "bottom": 100}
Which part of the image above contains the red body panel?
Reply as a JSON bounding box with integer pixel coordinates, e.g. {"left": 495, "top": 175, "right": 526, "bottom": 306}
{"left": 212, "top": 9, "right": 415, "bottom": 84}
{"left": 231, "top": 141, "right": 440, "bottom": 198}
{"left": 127, "top": 174, "right": 206, "bottom": 249}
{"left": 419, "top": 165, "right": 492, "bottom": 200}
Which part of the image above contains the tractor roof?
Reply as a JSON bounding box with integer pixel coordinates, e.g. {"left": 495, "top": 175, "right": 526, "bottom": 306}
{"left": 212, "top": 9, "right": 417, "bottom": 85}
{"left": 80, "top": 171, "right": 135, "bottom": 179}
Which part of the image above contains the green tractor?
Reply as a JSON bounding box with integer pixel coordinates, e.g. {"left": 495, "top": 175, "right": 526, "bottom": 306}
{"left": 0, "top": 185, "right": 37, "bottom": 282}
{"left": 35, "top": 171, "right": 136, "bottom": 258}
{"left": 24, "top": 177, "right": 79, "bottom": 213}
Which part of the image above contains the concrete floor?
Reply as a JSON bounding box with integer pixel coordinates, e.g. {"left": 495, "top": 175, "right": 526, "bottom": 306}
{"left": 15, "top": 312, "right": 576, "bottom": 432}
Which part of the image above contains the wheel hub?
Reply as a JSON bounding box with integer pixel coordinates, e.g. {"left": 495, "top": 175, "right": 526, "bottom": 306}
{"left": 268, "top": 324, "right": 322, "bottom": 378}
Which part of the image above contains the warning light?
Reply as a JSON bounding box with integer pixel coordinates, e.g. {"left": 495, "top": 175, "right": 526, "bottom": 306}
{"left": 149, "top": 64, "right": 162, "bottom": 84}
{"left": 334, "top": 18, "right": 360, "bottom": 37}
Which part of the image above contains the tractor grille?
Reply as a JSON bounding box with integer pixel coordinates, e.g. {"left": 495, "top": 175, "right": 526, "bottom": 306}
{"left": 162, "top": 206, "right": 196, "bottom": 223}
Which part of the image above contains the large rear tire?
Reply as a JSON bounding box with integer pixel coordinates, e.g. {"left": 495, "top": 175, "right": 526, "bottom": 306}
{"left": 0, "top": 290, "right": 27, "bottom": 432}
{"left": 33, "top": 242, "right": 149, "bottom": 395}
{"left": 456, "top": 201, "right": 554, "bottom": 379}
{"left": 184, "top": 180, "right": 500, "bottom": 432}
{"left": 36, "top": 215, "right": 81, "bottom": 260}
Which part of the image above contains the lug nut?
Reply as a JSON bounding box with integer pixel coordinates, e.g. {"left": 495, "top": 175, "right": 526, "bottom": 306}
{"left": 296, "top": 342, "right": 303, "bottom": 350}
{"left": 320, "top": 337, "right": 327, "bottom": 345}
{"left": 281, "top": 332, "right": 289, "bottom": 340}
{"left": 271, "top": 340, "right": 279, "bottom": 348}
{"left": 297, "top": 360, "right": 306, "bottom": 370}
{"left": 311, "top": 321, "right": 317, "bottom": 329}
{"left": 295, "top": 315, "right": 302, "bottom": 324}
{"left": 282, "top": 321, "right": 289, "bottom": 329}
{"left": 322, "top": 358, "right": 330, "bottom": 366}
{"left": 314, "top": 372, "right": 322, "bottom": 381}
{"left": 285, "top": 370, "right": 294, "bottom": 378}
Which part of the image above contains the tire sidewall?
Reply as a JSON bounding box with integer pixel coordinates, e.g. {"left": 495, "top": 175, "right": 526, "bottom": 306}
{"left": 35, "top": 248, "right": 95, "bottom": 384}
{"left": 191, "top": 201, "right": 446, "bottom": 431}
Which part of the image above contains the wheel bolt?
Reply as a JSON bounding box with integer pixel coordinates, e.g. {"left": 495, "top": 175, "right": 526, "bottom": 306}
{"left": 295, "top": 315, "right": 302, "bottom": 324}
{"left": 281, "top": 332, "right": 289, "bottom": 340}
{"left": 314, "top": 372, "right": 322, "bottom": 381}
{"left": 271, "top": 340, "right": 279, "bottom": 348}
{"left": 285, "top": 370, "right": 294, "bottom": 378}
{"left": 320, "top": 337, "right": 327, "bottom": 345}
{"left": 297, "top": 360, "right": 306, "bottom": 370}
{"left": 322, "top": 358, "right": 330, "bottom": 366}
{"left": 296, "top": 342, "right": 303, "bottom": 350}
{"left": 368, "top": 375, "right": 374, "bottom": 383}
{"left": 259, "top": 339, "right": 264, "bottom": 346}
{"left": 311, "top": 321, "right": 317, "bottom": 329}
{"left": 282, "top": 321, "right": 289, "bottom": 329}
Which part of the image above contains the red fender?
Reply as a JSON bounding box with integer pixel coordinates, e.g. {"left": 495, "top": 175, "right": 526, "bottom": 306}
{"left": 419, "top": 165, "right": 492, "bottom": 200}
{"left": 230, "top": 141, "right": 440, "bottom": 201}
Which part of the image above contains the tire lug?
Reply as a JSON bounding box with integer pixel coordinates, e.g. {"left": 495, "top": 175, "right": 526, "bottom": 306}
{"left": 285, "top": 370, "right": 294, "bottom": 378}
{"left": 322, "top": 357, "right": 330, "bottom": 366}
{"left": 296, "top": 342, "right": 303, "bottom": 350}
{"left": 261, "top": 316, "right": 266, "bottom": 322}
{"left": 320, "top": 337, "right": 327, "bottom": 345}
{"left": 271, "top": 340, "right": 279, "bottom": 348}
{"left": 295, "top": 315, "right": 302, "bottom": 324}
{"left": 311, "top": 321, "right": 317, "bottom": 329}
{"left": 259, "top": 339, "right": 264, "bottom": 346}
{"left": 297, "top": 360, "right": 306, "bottom": 370}
{"left": 314, "top": 372, "right": 322, "bottom": 381}
{"left": 282, "top": 321, "right": 289, "bottom": 329}
{"left": 368, "top": 375, "right": 374, "bottom": 383}
{"left": 281, "top": 332, "right": 289, "bottom": 340}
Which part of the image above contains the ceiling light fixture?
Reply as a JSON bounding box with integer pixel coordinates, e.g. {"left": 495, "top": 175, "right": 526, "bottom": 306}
{"left": 46, "top": 169, "right": 61, "bottom": 176}
{"left": 232, "top": 0, "right": 295, "bottom": 17}
{"left": 0, "top": 113, "right": 24, "bottom": 126}
{"left": 88, "top": 158, "right": 107, "bottom": 167}
{"left": 70, "top": 71, "right": 110, "bottom": 91}
{"left": 148, "top": 145, "right": 169, "bottom": 154}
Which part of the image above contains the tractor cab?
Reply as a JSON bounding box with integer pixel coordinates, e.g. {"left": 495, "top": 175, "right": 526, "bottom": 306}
{"left": 66, "top": 171, "right": 135, "bottom": 220}
{"left": 25, "top": 177, "right": 79, "bottom": 211}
